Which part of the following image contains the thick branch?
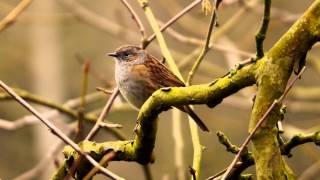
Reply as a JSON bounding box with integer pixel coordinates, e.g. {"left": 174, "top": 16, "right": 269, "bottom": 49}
{"left": 248, "top": 0, "right": 320, "bottom": 179}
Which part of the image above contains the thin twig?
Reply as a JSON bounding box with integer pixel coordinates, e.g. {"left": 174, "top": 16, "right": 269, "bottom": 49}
{"left": 184, "top": 1, "right": 221, "bottom": 179}
{"left": 96, "top": 87, "right": 114, "bottom": 95}
{"left": 75, "top": 54, "right": 111, "bottom": 86}
{"left": 65, "top": 87, "right": 120, "bottom": 179}
{"left": 99, "top": 122, "right": 123, "bottom": 129}
{"left": 76, "top": 61, "right": 90, "bottom": 141}
{"left": 0, "top": 80, "right": 123, "bottom": 180}
{"left": 136, "top": 0, "right": 182, "bottom": 79}
{"left": 142, "top": 165, "right": 153, "bottom": 180}
{"left": 160, "top": 22, "right": 253, "bottom": 58}
{"left": 0, "top": 92, "right": 104, "bottom": 130}
{"left": 281, "top": 131, "right": 320, "bottom": 157}
{"left": 0, "top": 0, "right": 33, "bottom": 32}
{"left": 85, "top": 87, "right": 120, "bottom": 140}
{"left": 186, "top": 0, "right": 221, "bottom": 85}
{"left": 83, "top": 151, "right": 117, "bottom": 180}
{"left": 255, "top": 0, "right": 271, "bottom": 59}
{"left": 13, "top": 128, "right": 76, "bottom": 180}
{"left": 189, "top": 166, "right": 197, "bottom": 180}
{"left": 221, "top": 66, "right": 307, "bottom": 180}
{"left": 144, "top": 0, "right": 202, "bottom": 47}
{"left": 119, "top": 0, "right": 146, "bottom": 46}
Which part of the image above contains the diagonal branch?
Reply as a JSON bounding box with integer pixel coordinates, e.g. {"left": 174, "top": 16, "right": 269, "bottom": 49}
{"left": 119, "top": 0, "right": 146, "bottom": 46}
{"left": 221, "top": 67, "right": 306, "bottom": 180}
{"left": 255, "top": 0, "right": 271, "bottom": 59}
{"left": 144, "top": 0, "right": 202, "bottom": 47}
{"left": 0, "top": 81, "right": 123, "bottom": 180}
{"left": 0, "top": 0, "right": 33, "bottom": 32}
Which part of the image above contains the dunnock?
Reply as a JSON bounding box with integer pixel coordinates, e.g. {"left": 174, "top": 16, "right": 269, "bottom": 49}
{"left": 108, "top": 45, "right": 209, "bottom": 132}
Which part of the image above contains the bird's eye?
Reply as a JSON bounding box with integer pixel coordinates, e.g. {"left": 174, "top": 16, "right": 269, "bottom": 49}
{"left": 123, "top": 52, "right": 130, "bottom": 58}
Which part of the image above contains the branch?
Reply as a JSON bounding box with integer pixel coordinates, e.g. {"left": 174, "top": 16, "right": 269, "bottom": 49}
{"left": 0, "top": 81, "right": 123, "bottom": 180}
{"left": 136, "top": 0, "right": 182, "bottom": 79}
{"left": 161, "top": 23, "right": 253, "bottom": 58}
{"left": 221, "top": 67, "right": 307, "bottom": 179}
{"left": 119, "top": 0, "right": 146, "bottom": 46}
{"left": 0, "top": 0, "right": 33, "bottom": 32}
{"left": 186, "top": 0, "right": 221, "bottom": 85}
{"left": 0, "top": 88, "right": 88, "bottom": 121}
{"left": 185, "top": 1, "right": 221, "bottom": 179}
{"left": 0, "top": 89, "right": 126, "bottom": 139}
{"left": 144, "top": 0, "right": 202, "bottom": 47}
{"left": 64, "top": 87, "right": 120, "bottom": 179}
{"left": 85, "top": 87, "right": 120, "bottom": 140}
{"left": 255, "top": 0, "right": 271, "bottom": 59}
{"left": 211, "top": 131, "right": 254, "bottom": 179}
{"left": 281, "top": 131, "right": 320, "bottom": 157}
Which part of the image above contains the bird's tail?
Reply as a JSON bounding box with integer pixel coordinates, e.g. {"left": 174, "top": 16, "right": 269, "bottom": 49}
{"left": 178, "top": 105, "right": 210, "bottom": 132}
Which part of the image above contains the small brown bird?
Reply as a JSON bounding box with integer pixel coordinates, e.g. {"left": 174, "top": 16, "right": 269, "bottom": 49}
{"left": 108, "top": 45, "right": 209, "bottom": 132}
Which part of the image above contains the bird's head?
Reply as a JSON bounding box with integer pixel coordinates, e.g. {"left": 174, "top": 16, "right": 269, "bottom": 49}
{"left": 108, "top": 45, "right": 145, "bottom": 64}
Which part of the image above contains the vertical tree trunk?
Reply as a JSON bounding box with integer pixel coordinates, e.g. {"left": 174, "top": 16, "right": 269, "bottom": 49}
{"left": 249, "top": 1, "right": 320, "bottom": 179}
{"left": 28, "top": 1, "right": 64, "bottom": 179}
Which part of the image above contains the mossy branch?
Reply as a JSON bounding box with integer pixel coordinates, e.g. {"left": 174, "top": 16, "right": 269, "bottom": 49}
{"left": 281, "top": 131, "right": 320, "bottom": 157}
{"left": 255, "top": 0, "right": 271, "bottom": 59}
{"left": 248, "top": 0, "right": 320, "bottom": 179}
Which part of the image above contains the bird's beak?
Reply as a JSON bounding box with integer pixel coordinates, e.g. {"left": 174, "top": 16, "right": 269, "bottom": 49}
{"left": 107, "top": 52, "right": 118, "bottom": 57}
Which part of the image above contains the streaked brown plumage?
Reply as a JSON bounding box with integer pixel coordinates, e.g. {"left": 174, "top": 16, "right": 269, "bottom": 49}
{"left": 108, "top": 45, "right": 209, "bottom": 132}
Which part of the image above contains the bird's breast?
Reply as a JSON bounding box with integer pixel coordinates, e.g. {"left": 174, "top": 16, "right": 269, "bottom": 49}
{"left": 115, "top": 63, "right": 155, "bottom": 109}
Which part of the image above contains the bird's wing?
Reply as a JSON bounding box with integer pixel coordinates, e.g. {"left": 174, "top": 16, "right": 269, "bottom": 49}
{"left": 146, "top": 54, "right": 185, "bottom": 88}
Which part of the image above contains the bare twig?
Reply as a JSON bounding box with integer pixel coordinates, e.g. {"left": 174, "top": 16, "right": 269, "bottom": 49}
{"left": 119, "top": 0, "right": 146, "bottom": 46}
{"left": 255, "top": 0, "right": 271, "bottom": 59}
{"left": 85, "top": 87, "right": 120, "bottom": 140}
{"left": 0, "top": 0, "right": 33, "bottom": 32}
{"left": 96, "top": 87, "right": 114, "bottom": 95}
{"left": 0, "top": 117, "right": 38, "bottom": 130}
{"left": 83, "top": 151, "right": 117, "bottom": 180}
{"left": 75, "top": 54, "right": 111, "bottom": 86}
{"left": 281, "top": 131, "right": 320, "bottom": 157}
{"left": 189, "top": 166, "right": 197, "bottom": 180}
{"left": 65, "top": 87, "right": 120, "bottom": 179}
{"left": 145, "top": 0, "right": 202, "bottom": 47}
{"left": 76, "top": 61, "right": 90, "bottom": 141}
{"left": 0, "top": 80, "right": 123, "bottom": 180}
{"left": 13, "top": 128, "right": 76, "bottom": 180}
{"left": 0, "top": 92, "right": 103, "bottom": 130}
{"left": 221, "top": 66, "right": 307, "bottom": 180}
{"left": 184, "top": 1, "right": 222, "bottom": 179}
{"left": 161, "top": 23, "right": 253, "bottom": 58}
{"left": 99, "top": 122, "right": 123, "bottom": 129}
{"left": 186, "top": 0, "right": 221, "bottom": 85}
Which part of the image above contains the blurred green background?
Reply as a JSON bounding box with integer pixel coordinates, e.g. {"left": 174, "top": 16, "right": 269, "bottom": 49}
{"left": 0, "top": 0, "right": 319, "bottom": 179}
